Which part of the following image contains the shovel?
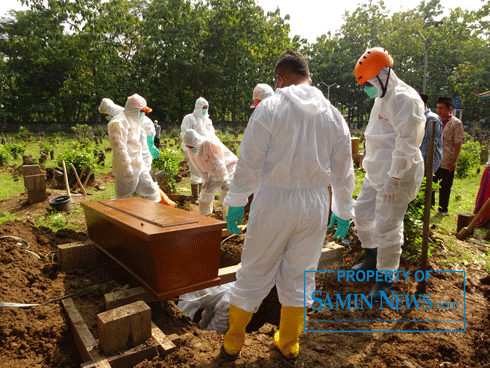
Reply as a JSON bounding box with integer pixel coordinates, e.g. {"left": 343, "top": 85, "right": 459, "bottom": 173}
{"left": 456, "top": 195, "right": 490, "bottom": 240}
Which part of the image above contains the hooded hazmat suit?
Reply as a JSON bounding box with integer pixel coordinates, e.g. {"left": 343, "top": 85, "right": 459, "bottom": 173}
{"left": 181, "top": 97, "right": 219, "bottom": 184}
{"left": 183, "top": 129, "right": 237, "bottom": 217}
{"left": 353, "top": 67, "right": 425, "bottom": 271}
{"left": 100, "top": 98, "right": 154, "bottom": 170}
{"left": 141, "top": 116, "right": 157, "bottom": 168}
{"left": 107, "top": 94, "right": 160, "bottom": 202}
{"left": 222, "top": 84, "right": 355, "bottom": 312}
{"left": 251, "top": 84, "right": 274, "bottom": 109}
{"left": 99, "top": 98, "right": 124, "bottom": 118}
{"left": 178, "top": 283, "right": 232, "bottom": 334}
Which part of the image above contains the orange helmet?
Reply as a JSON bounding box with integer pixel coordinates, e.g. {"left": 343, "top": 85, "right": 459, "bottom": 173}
{"left": 354, "top": 47, "right": 394, "bottom": 85}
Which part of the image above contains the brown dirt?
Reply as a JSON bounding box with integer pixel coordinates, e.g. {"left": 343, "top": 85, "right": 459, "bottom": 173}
{"left": 1, "top": 169, "right": 490, "bottom": 367}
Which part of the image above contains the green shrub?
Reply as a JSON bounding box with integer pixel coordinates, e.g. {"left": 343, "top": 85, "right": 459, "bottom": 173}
{"left": 403, "top": 178, "right": 439, "bottom": 260}
{"left": 41, "top": 141, "right": 55, "bottom": 156}
{"left": 0, "top": 145, "right": 11, "bottom": 165}
{"left": 216, "top": 131, "right": 236, "bottom": 151}
{"left": 456, "top": 138, "right": 482, "bottom": 179}
{"left": 17, "top": 126, "right": 31, "bottom": 142}
{"left": 57, "top": 144, "right": 96, "bottom": 185}
{"left": 5, "top": 142, "right": 26, "bottom": 159}
{"left": 166, "top": 128, "right": 181, "bottom": 139}
{"left": 72, "top": 124, "right": 92, "bottom": 143}
{"left": 94, "top": 128, "right": 104, "bottom": 137}
{"left": 152, "top": 149, "right": 180, "bottom": 192}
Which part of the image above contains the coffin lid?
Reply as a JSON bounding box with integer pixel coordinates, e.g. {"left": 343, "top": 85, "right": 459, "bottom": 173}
{"left": 82, "top": 197, "right": 226, "bottom": 241}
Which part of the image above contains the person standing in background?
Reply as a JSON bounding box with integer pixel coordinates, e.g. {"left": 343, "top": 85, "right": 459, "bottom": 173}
{"left": 181, "top": 97, "right": 219, "bottom": 202}
{"left": 418, "top": 93, "right": 443, "bottom": 176}
{"left": 154, "top": 120, "right": 161, "bottom": 148}
{"left": 433, "top": 97, "right": 465, "bottom": 216}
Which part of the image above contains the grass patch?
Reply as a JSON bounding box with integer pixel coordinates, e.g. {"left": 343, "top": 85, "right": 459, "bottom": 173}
{"left": 0, "top": 211, "right": 21, "bottom": 224}
{"left": 0, "top": 170, "right": 24, "bottom": 200}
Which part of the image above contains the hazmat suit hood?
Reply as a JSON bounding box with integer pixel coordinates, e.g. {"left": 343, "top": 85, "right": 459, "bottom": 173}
{"left": 124, "top": 94, "right": 147, "bottom": 125}
{"left": 183, "top": 129, "right": 204, "bottom": 149}
{"left": 99, "top": 98, "right": 124, "bottom": 117}
{"left": 275, "top": 84, "right": 330, "bottom": 115}
{"left": 251, "top": 84, "right": 274, "bottom": 108}
{"left": 368, "top": 67, "right": 398, "bottom": 99}
{"left": 193, "top": 97, "right": 209, "bottom": 118}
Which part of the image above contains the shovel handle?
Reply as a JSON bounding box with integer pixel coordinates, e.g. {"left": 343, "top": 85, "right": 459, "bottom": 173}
{"left": 62, "top": 160, "right": 71, "bottom": 198}
{"left": 456, "top": 195, "right": 490, "bottom": 239}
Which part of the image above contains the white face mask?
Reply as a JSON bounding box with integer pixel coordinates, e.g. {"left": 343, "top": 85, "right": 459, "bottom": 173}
{"left": 202, "top": 109, "right": 208, "bottom": 117}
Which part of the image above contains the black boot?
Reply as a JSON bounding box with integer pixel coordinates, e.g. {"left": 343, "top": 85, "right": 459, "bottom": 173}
{"left": 191, "top": 184, "right": 199, "bottom": 204}
{"left": 352, "top": 248, "right": 377, "bottom": 271}
{"left": 370, "top": 281, "right": 394, "bottom": 302}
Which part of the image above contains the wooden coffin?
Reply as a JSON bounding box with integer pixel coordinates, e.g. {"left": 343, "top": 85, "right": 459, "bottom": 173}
{"left": 82, "top": 197, "right": 226, "bottom": 300}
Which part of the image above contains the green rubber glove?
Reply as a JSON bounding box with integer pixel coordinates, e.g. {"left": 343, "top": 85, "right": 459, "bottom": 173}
{"left": 147, "top": 136, "right": 160, "bottom": 159}
{"left": 226, "top": 206, "right": 244, "bottom": 234}
{"left": 328, "top": 213, "right": 350, "bottom": 239}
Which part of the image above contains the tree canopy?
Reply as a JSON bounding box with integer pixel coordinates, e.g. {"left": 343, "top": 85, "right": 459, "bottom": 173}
{"left": 0, "top": 0, "right": 489, "bottom": 125}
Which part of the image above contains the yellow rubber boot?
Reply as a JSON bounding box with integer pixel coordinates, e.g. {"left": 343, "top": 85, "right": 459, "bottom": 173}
{"left": 273, "top": 306, "right": 304, "bottom": 359}
{"left": 223, "top": 304, "right": 253, "bottom": 356}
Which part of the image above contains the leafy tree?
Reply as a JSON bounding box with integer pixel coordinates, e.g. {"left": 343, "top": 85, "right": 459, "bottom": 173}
{"left": 0, "top": 0, "right": 488, "bottom": 126}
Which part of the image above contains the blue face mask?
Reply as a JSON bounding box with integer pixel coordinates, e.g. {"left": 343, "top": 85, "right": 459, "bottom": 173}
{"left": 202, "top": 109, "right": 208, "bottom": 117}
{"left": 190, "top": 148, "right": 197, "bottom": 154}
{"left": 105, "top": 116, "right": 112, "bottom": 121}
{"left": 364, "top": 85, "right": 378, "bottom": 99}
{"left": 139, "top": 112, "right": 144, "bottom": 120}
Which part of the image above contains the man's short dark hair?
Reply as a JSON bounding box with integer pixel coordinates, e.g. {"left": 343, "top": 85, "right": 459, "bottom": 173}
{"left": 275, "top": 51, "right": 310, "bottom": 78}
{"left": 419, "top": 93, "right": 428, "bottom": 105}
{"left": 437, "top": 97, "right": 453, "bottom": 108}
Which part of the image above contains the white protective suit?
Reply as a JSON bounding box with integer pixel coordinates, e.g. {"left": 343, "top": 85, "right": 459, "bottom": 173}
{"left": 181, "top": 97, "right": 219, "bottom": 184}
{"left": 353, "top": 67, "right": 425, "bottom": 271}
{"left": 183, "top": 129, "right": 237, "bottom": 217}
{"left": 99, "top": 98, "right": 124, "bottom": 117}
{"left": 100, "top": 99, "right": 154, "bottom": 170}
{"left": 223, "top": 84, "right": 355, "bottom": 312}
{"left": 251, "top": 84, "right": 274, "bottom": 109}
{"left": 141, "top": 116, "right": 156, "bottom": 169}
{"left": 108, "top": 94, "right": 161, "bottom": 202}
{"left": 178, "top": 283, "right": 232, "bottom": 334}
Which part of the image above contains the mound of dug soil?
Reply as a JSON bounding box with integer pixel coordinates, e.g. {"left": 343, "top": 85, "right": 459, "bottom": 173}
{"left": 1, "top": 219, "right": 490, "bottom": 368}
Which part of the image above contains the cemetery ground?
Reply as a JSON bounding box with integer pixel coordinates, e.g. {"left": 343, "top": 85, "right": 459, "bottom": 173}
{"left": 0, "top": 134, "right": 490, "bottom": 367}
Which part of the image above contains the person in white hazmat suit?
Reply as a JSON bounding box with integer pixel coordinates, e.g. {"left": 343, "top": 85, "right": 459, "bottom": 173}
{"left": 99, "top": 98, "right": 159, "bottom": 169}
{"left": 99, "top": 98, "right": 124, "bottom": 120}
{"left": 178, "top": 283, "right": 233, "bottom": 334}
{"left": 183, "top": 129, "right": 237, "bottom": 219}
{"left": 220, "top": 51, "right": 355, "bottom": 360}
{"left": 107, "top": 94, "right": 162, "bottom": 202}
{"left": 250, "top": 83, "right": 274, "bottom": 109}
{"left": 181, "top": 97, "right": 219, "bottom": 201}
{"left": 352, "top": 47, "right": 425, "bottom": 300}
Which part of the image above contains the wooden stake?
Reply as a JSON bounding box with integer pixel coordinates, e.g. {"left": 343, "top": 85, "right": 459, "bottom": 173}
{"left": 82, "top": 164, "right": 95, "bottom": 188}
{"left": 62, "top": 160, "right": 71, "bottom": 198}
{"left": 73, "top": 162, "right": 89, "bottom": 191}
{"left": 69, "top": 163, "right": 87, "bottom": 196}
{"left": 417, "top": 120, "right": 435, "bottom": 295}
